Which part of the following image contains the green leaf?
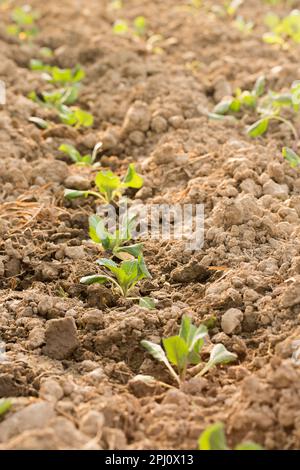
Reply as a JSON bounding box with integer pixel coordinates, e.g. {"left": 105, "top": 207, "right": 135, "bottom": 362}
{"left": 179, "top": 315, "right": 192, "bottom": 343}
{"left": 80, "top": 274, "right": 111, "bottom": 285}
{"left": 59, "top": 144, "right": 82, "bottom": 163}
{"left": 253, "top": 75, "right": 265, "bottom": 97}
{"left": 208, "top": 112, "right": 236, "bottom": 121}
{"left": 30, "top": 59, "right": 48, "bottom": 71}
{"left": 282, "top": 147, "right": 300, "bottom": 168}
{"left": 117, "top": 259, "right": 139, "bottom": 289}
{"left": 264, "top": 12, "right": 280, "bottom": 29}
{"left": 247, "top": 118, "right": 269, "bottom": 137}
{"left": 229, "top": 98, "right": 241, "bottom": 112}
{"left": 134, "top": 16, "right": 147, "bottom": 35}
{"left": 179, "top": 316, "right": 207, "bottom": 352}
{"left": 141, "top": 340, "right": 169, "bottom": 365}
{"left": 262, "top": 32, "right": 284, "bottom": 45}
{"left": 51, "top": 66, "right": 85, "bottom": 85}
{"left": 95, "top": 170, "right": 121, "bottom": 201}
{"left": 163, "top": 336, "right": 189, "bottom": 371}
{"left": 28, "top": 117, "right": 49, "bottom": 129}
{"left": 123, "top": 164, "right": 144, "bottom": 189}
{"left": 240, "top": 91, "right": 256, "bottom": 108}
{"left": 235, "top": 441, "right": 263, "bottom": 450}
{"left": 213, "top": 99, "right": 232, "bottom": 115}
{"left": 208, "top": 344, "right": 237, "bottom": 367}
{"left": 88, "top": 215, "right": 102, "bottom": 243}
{"left": 75, "top": 108, "right": 93, "bottom": 127}
{"left": 198, "top": 422, "right": 228, "bottom": 450}
{"left": 115, "top": 243, "right": 144, "bottom": 258}
{"left": 139, "top": 297, "right": 156, "bottom": 310}
{"left": 137, "top": 254, "right": 151, "bottom": 280}
{"left": 97, "top": 258, "right": 119, "bottom": 272}
{"left": 64, "top": 189, "right": 88, "bottom": 199}
{"left": 95, "top": 219, "right": 113, "bottom": 250}
{"left": 59, "top": 107, "right": 94, "bottom": 128}
{"left": 12, "top": 6, "right": 37, "bottom": 25}
{"left": 62, "top": 86, "right": 79, "bottom": 105}
{"left": 0, "top": 399, "right": 12, "bottom": 417}
{"left": 40, "top": 47, "right": 53, "bottom": 58}
{"left": 113, "top": 20, "right": 129, "bottom": 34}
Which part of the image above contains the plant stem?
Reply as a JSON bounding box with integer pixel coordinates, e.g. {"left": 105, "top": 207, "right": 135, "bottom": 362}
{"left": 195, "top": 362, "right": 212, "bottom": 378}
{"left": 164, "top": 361, "right": 181, "bottom": 386}
{"left": 270, "top": 115, "right": 299, "bottom": 140}
{"left": 87, "top": 191, "right": 108, "bottom": 203}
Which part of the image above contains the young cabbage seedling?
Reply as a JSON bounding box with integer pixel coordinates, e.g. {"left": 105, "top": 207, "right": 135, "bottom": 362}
{"left": 59, "top": 142, "right": 102, "bottom": 166}
{"left": 28, "top": 87, "right": 79, "bottom": 107}
{"left": 89, "top": 214, "right": 143, "bottom": 260}
{"left": 247, "top": 80, "right": 300, "bottom": 139}
{"left": 141, "top": 315, "right": 237, "bottom": 386}
{"left": 113, "top": 16, "right": 147, "bottom": 37}
{"left": 80, "top": 255, "right": 153, "bottom": 308}
{"left": 58, "top": 105, "right": 94, "bottom": 128}
{"left": 30, "top": 61, "right": 85, "bottom": 85}
{"left": 65, "top": 164, "right": 143, "bottom": 203}
{"left": 282, "top": 147, "right": 300, "bottom": 168}
{"left": 263, "top": 10, "right": 300, "bottom": 47}
{"left": 7, "top": 5, "right": 39, "bottom": 40}
{"left": 211, "top": 75, "right": 265, "bottom": 119}
{"left": 198, "top": 422, "right": 263, "bottom": 450}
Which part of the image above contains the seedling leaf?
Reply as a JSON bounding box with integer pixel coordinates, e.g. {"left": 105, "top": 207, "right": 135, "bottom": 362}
{"left": 247, "top": 118, "right": 269, "bottom": 137}
{"left": 141, "top": 340, "right": 169, "bottom": 364}
{"left": 253, "top": 75, "right": 265, "bottom": 97}
{"left": 198, "top": 422, "right": 228, "bottom": 450}
{"left": 163, "top": 336, "right": 189, "bottom": 371}
{"left": 282, "top": 147, "right": 300, "bottom": 168}
{"left": 80, "top": 274, "right": 111, "bottom": 285}
{"left": 59, "top": 144, "right": 82, "bottom": 163}
{"left": 208, "top": 343, "right": 237, "bottom": 367}
{"left": 0, "top": 399, "right": 11, "bottom": 417}
{"left": 139, "top": 297, "right": 156, "bottom": 310}
{"left": 123, "top": 164, "right": 144, "bottom": 189}
{"left": 64, "top": 189, "right": 88, "bottom": 199}
{"left": 235, "top": 442, "right": 263, "bottom": 450}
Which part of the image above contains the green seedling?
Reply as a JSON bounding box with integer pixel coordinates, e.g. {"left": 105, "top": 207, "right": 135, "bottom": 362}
{"left": 28, "top": 86, "right": 79, "bottom": 107}
{"left": 113, "top": 19, "right": 129, "bottom": 34}
{"left": 58, "top": 105, "right": 94, "bottom": 128}
{"left": 133, "top": 16, "right": 147, "bottom": 36}
{"left": 28, "top": 116, "right": 50, "bottom": 129}
{"left": 263, "top": 10, "right": 300, "bottom": 46}
{"left": 109, "top": 0, "right": 123, "bottom": 10}
{"left": 247, "top": 80, "right": 300, "bottom": 139}
{"left": 212, "top": 77, "right": 300, "bottom": 143}
{"left": 7, "top": 5, "right": 39, "bottom": 39}
{"left": 234, "top": 16, "right": 254, "bottom": 34}
{"left": 212, "top": 75, "right": 265, "bottom": 118}
{"left": 59, "top": 142, "right": 102, "bottom": 166}
{"left": 89, "top": 213, "right": 143, "bottom": 260}
{"left": 141, "top": 316, "right": 237, "bottom": 386}
{"left": 65, "top": 163, "right": 143, "bottom": 203}
{"left": 225, "top": 0, "right": 244, "bottom": 16}
{"left": 0, "top": 399, "right": 11, "bottom": 418}
{"left": 113, "top": 16, "right": 147, "bottom": 37}
{"left": 282, "top": 147, "right": 300, "bottom": 168}
{"left": 198, "top": 422, "right": 263, "bottom": 450}
{"left": 30, "top": 60, "right": 85, "bottom": 85}
{"left": 40, "top": 47, "right": 53, "bottom": 58}
{"left": 80, "top": 254, "right": 152, "bottom": 301}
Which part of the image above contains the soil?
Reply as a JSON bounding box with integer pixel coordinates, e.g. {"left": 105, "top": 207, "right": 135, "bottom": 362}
{"left": 1, "top": 0, "right": 300, "bottom": 450}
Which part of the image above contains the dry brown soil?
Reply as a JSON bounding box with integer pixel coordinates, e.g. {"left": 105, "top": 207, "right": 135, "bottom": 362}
{"left": 1, "top": 0, "right": 300, "bottom": 450}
